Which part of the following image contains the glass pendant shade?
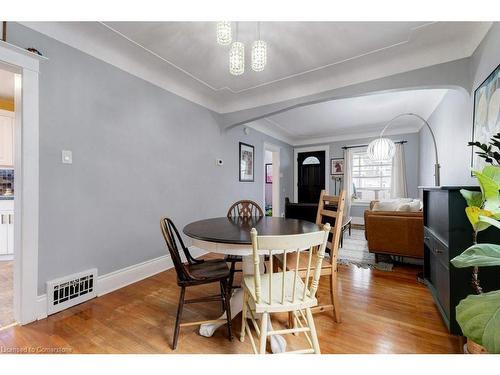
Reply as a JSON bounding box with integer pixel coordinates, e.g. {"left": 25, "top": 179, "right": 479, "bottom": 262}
{"left": 229, "top": 42, "right": 245, "bottom": 76}
{"left": 251, "top": 40, "right": 267, "bottom": 72}
{"left": 216, "top": 22, "right": 232, "bottom": 46}
{"left": 367, "top": 137, "right": 396, "bottom": 162}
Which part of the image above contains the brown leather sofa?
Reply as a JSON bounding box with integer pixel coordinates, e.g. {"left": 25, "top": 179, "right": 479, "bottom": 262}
{"left": 364, "top": 201, "right": 424, "bottom": 259}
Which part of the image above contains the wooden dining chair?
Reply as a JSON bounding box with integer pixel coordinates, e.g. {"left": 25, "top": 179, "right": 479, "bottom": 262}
{"left": 225, "top": 200, "right": 264, "bottom": 292}
{"left": 160, "top": 217, "right": 233, "bottom": 350}
{"left": 275, "top": 190, "right": 346, "bottom": 323}
{"left": 240, "top": 223, "right": 331, "bottom": 354}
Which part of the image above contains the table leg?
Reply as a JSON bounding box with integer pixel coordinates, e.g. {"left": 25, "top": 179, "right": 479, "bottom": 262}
{"left": 199, "top": 255, "right": 287, "bottom": 353}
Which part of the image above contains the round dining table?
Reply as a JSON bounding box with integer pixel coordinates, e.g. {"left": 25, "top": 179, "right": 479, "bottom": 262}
{"left": 183, "top": 216, "right": 321, "bottom": 353}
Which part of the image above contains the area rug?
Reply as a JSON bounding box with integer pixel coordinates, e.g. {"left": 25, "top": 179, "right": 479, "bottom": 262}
{"left": 336, "top": 229, "right": 394, "bottom": 271}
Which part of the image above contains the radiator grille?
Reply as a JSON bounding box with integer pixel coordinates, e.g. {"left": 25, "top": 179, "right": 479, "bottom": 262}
{"left": 47, "top": 268, "right": 97, "bottom": 314}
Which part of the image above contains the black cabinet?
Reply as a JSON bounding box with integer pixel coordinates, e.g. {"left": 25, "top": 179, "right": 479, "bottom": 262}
{"left": 422, "top": 187, "right": 500, "bottom": 335}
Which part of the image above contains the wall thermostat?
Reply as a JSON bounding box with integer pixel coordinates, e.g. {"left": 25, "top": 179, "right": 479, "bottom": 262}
{"left": 62, "top": 150, "right": 73, "bottom": 164}
{"left": 216, "top": 158, "right": 224, "bottom": 166}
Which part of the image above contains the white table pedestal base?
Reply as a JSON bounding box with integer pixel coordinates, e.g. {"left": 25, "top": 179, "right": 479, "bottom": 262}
{"left": 199, "top": 254, "right": 287, "bottom": 353}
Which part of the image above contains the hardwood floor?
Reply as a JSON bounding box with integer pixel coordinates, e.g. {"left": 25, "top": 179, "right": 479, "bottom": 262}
{"left": 0, "top": 255, "right": 461, "bottom": 354}
{"left": 0, "top": 261, "right": 14, "bottom": 329}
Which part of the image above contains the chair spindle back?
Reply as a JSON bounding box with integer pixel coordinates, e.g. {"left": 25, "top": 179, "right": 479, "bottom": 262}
{"left": 315, "top": 190, "right": 346, "bottom": 261}
{"left": 160, "top": 217, "right": 200, "bottom": 282}
{"left": 250, "top": 223, "right": 330, "bottom": 305}
{"left": 227, "top": 200, "right": 264, "bottom": 218}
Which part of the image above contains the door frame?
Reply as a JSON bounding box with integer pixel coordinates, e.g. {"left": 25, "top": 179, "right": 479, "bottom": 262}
{"left": 263, "top": 142, "right": 281, "bottom": 217}
{"left": 293, "top": 145, "right": 329, "bottom": 203}
{"left": 0, "top": 41, "right": 45, "bottom": 325}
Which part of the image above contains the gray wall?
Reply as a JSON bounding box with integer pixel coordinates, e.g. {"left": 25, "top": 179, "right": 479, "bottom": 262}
{"left": 418, "top": 89, "right": 474, "bottom": 187}
{"left": 419, "top": 23, "right": 500, "bottom": 188}
{"left": 328, "top": 132, "right": 420, "bottom": 217}
{"left": 8, "top": 23, "right": 293, "bottom": 295}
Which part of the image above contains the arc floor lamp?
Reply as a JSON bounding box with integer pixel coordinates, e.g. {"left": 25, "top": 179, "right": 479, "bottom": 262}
{"left": 367, "top": 112, "right": 440, "bottom": 186}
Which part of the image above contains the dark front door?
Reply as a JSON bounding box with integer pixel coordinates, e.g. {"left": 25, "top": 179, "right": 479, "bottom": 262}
{"left": 297, "top": 151, "right": 325, "bottom": 203}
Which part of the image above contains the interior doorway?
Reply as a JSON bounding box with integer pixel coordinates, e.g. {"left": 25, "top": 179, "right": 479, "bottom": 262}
{"left": 263, "top": 143, "right": 281, "bottom": 217}
{"left": 297, "top": 150, "right": 325, "bottom": 203}
{"left": 0, "top": 67, "right": 16, "bottom": 329}
{"left": 293, "top": 145, "right": 330, "bottom": 204}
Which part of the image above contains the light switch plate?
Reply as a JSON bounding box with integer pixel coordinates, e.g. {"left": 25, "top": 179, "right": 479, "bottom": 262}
{"left": 62, "top": 150, "right": 72, "bottom": 164}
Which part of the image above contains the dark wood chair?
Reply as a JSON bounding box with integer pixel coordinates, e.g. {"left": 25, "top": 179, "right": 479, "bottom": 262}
{"left": 225, "top": 200, "right": 264, "bottom": 292}
{"left": 160, "top": 217, "right": 233, "bottom": 349}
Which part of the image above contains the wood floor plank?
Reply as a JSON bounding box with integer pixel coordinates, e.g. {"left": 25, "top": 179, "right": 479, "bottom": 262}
{"left": 0, "top": 255, "right": 461, "bottom": 354}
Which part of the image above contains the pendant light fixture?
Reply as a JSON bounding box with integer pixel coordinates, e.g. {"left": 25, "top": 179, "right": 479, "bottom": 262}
{"left": 251, "top": 22, "right": 267, "bottom": 72}
{"left": 229, "top": 23, "right": 244, "bottom": 76}
{"left": 216, "top": 22, "right": 232, "bottom": 46}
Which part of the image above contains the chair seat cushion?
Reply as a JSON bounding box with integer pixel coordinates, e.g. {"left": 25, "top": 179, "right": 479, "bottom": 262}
{"left": 242, "top": 271, "right": 318, "bottom": 313}
{"left": 186, "top": 259, "right": 230, "bottom": 282}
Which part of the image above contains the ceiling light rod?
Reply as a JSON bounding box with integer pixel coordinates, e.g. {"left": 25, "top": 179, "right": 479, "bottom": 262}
{"left": 367, "top": 112, "right": 440, "bottom": 186}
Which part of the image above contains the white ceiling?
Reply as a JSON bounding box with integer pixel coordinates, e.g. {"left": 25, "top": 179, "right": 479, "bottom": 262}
{"left": 103, "top": 21, "right": 430, "bottom": 93}
{"left": 22, "top": 22, "right": 491, "bottom": 113}
{"left": 251, "top": 88, "right": 448, "bottom": 145}
{"left": 0, "top": 69, "right": 14, "bottom": 99}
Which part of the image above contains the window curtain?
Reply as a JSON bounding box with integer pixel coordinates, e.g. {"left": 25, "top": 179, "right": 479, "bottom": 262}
{"left": 343, "top": 148, "right": 353, "bottom": 220}
{"left": 390, "top": 143, "right": 408, "bottom": 198}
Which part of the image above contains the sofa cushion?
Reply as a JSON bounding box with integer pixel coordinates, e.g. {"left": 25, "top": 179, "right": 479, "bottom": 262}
{"left": 372, "top": 198, "right": 421, "bottom": 212}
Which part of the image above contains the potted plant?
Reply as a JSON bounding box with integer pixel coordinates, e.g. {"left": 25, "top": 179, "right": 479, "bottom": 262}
{"left": 450, "top": 135, "right": 500, "bottom": 354}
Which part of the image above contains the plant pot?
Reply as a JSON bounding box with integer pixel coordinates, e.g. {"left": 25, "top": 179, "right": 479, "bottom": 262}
{"left": 464, "top": 339, "right": 488, "bottom": 354}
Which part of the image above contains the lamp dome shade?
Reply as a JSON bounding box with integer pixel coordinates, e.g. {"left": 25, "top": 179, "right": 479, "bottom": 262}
{"left": 367, "top": 137, "right": 396, "bottom": 161}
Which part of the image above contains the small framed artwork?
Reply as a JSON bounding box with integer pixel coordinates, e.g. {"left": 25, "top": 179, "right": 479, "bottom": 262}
{"left": 1, "top": 22, "right": 6, "bottom": 42}
{"left": 330, "top": 158, "right": 344, "bottom": 175}
{"left": 265, "top": 163, "right": 273, "bottom": 184}
{"left": 471, "top": 63, "right": 500, "bottom": 171}
{"left": 239, "top": 142, "right": 255, "bottom": 182}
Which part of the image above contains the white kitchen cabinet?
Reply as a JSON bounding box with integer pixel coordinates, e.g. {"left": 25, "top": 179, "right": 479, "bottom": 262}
{"left": 0, "top": 212, "right": 8, "bottom": 255}
{"left": 0, "top": 200, "right": 14, "bottom": 255}
{"left": 0, "top": 109, "right": 14, "bottom": 168}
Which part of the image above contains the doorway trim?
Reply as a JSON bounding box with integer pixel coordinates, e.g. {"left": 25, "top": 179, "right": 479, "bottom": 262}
{"left": 263, "top": 142, "right": 281, "bottom": 217}
{"left": 293, "top": 145, "right": 330, "bottom": 203}
{"left": 0, "top": 41, "right": 45, "bottom": 325}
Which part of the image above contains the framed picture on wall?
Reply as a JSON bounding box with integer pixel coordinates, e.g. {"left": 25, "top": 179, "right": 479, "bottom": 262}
{"left": 471, "top": 63, "right": 500, "bottom": 171}
{"left": 265, "top": 163, "right": 273, "bottom": 183}
{"left": 239, "top": 142, "right": 255, "bottom": 182}
{"left": 330, "top": 158, "right": 344, "bottom": 175}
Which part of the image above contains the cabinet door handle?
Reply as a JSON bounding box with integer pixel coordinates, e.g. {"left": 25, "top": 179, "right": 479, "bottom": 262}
{"left": 8, "top": 214, "right": 12, "bottom": 224}
{"left": 0, "top": 214, "right": 3, "bottom": 225}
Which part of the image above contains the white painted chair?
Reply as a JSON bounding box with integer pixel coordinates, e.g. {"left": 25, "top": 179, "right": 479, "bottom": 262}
{"left": 240, "top": 223, "right": 331, "bottom": 354}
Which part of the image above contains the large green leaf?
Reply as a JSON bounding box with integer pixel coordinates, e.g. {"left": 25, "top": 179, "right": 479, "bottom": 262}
{"left": 466, "top": 207, "right": 493, "bottom": 231}
{"left": 460, "top": 189, "right": 483, "bottom": 207}
{"left": 479, "top": 215, "right": 500, "bottom": 230}
{"left": 474, "top": 170, "right": 500, "bottom": 200}
{"left": 484, "top": 197, "right": 500, "bottom": 218}
{"left": 482, "top": 165, "right": 500, "bottom": 184}
{"left": 456, "top": 290, "right": 500, "bottom": 353}
{"left": 451, "top": 243, "right": 500, "bottom": 268}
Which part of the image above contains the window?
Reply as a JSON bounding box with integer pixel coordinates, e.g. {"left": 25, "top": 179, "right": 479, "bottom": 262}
{"left": 302, "top": 156, "right": 320, "bottom": 165}
{"left": 352, "top": 150, "right": 392, "bottom": 202}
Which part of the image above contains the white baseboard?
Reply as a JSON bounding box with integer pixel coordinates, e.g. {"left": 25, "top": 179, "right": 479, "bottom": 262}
{"left": 34, "top": 246, "right": 207, "bottom": 321}
{"left": 35, "top": 295, "right": 48, "bottom": 320}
